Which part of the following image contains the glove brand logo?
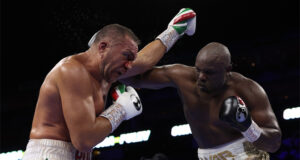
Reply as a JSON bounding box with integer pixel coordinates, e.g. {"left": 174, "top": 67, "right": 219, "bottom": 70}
{"left": 237, "top": 96, "right": 245, "bottom": 105}
{"left": 236, "top": 105, "right": 248, "bottom": 122}
{"left": 130, "top": 94, "right": 142, "bottom": 111}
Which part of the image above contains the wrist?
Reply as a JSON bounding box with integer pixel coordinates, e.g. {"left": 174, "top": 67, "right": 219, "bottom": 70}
{"left": 99, "top": 103, "right": 126, "bottom": 133}
{"left": 241, "top": 120, "right": 262, "bottom": 142}
{"left": 156, "top": 27, "right": 180, "bottom": 52}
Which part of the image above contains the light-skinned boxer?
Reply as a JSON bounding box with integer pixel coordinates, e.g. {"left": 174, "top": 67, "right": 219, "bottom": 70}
{"left": 22, "top": 8, "right": 196, "bottom": 160}
{"left": 121, "top": 42, "right": 282, "bottom": 160}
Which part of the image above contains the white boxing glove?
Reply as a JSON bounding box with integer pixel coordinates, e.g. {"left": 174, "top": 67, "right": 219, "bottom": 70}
{"left": 156, "top": 8, "right": 196, "bottom": 51}
{"left": 100, "top": 84, "right": 142, "bottom": 132}
{"left": 115, "top": 85, "right": 143, "bottom": 120}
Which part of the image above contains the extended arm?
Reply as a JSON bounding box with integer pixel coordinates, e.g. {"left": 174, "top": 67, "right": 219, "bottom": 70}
{"left": 121, "top": 64, "right": 189, "bottom": 90}
{"left": 119, "top": 8, "right": 196, "bottom": 79}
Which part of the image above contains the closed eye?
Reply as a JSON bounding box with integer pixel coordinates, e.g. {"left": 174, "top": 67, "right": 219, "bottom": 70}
{"left": 196, "top": 68, "right": 215, "bottom": 75}
{"left": 205, "top": 70, "right": 215, "bottom": 75}
{"left": 123, "top": 52, "right": 135, "bottom": 61}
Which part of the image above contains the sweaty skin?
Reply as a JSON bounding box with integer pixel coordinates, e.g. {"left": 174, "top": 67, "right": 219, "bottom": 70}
{"left": 122, "top": 42, "right": 281, "bottom": 153}
{"left": 29, "top": 34, "right": 166, "bottom": 151}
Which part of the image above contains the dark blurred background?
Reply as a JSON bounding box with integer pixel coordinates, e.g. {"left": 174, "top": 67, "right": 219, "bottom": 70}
{"left": 1, "top": 0, "right": 299, "bottom": 159}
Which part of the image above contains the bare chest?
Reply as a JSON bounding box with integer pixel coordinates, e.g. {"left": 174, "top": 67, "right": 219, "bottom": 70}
{"left": 179, "top": 86, "right": 236, "bottom": 124}
{"left": 183, "top": 95, "right": 222, "bottom": 124}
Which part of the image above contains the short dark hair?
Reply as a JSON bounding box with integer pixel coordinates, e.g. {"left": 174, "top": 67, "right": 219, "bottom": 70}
{"left": 93, "top": 24, "right": 140, "bottom": 45}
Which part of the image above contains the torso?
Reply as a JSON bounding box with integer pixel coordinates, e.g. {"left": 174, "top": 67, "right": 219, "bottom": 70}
{"left": 30, "top": 55, "right": 108, "bottom": 142}
{"left": 173, "top": 65, "right": 244, "bottom": 148}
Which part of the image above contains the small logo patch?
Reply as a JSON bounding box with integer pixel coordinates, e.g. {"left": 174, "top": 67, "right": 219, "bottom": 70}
{"left": 130, "top": 94, "right": 142, "bottom": 110}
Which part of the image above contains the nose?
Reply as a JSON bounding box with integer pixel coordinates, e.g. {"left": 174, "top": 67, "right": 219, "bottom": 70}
{"left": 199, "top": 72, "right": 207, "bottom": 83}
{"left": 124, "top": 61, "right": 133, "bottom": 69}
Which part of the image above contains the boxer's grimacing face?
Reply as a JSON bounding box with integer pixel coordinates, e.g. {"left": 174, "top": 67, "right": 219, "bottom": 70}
{"left": 101, "top": 36, "right": 138, "bottom": 83}
{"left": 195, "top": 52, "right": 228, "bottom": 93}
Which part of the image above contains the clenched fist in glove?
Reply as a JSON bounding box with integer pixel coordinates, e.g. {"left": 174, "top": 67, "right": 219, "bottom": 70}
{"left": 219, "top": 96, "right": 262, "bottom": 142}
{"left": 100, "top": 84, "right": 142, "bottom": 132}
{"left": 156, "top": 8, "right": 196, "bottom": 51}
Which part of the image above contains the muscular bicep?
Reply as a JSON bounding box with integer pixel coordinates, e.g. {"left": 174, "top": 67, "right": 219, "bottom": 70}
{"left": 240, "top": 80, "right": 280, "bottom": 130}
{"left": 56, "top": 65, "right": 96, "bottom": 139}
{"left": 120, "top": 65, "right": 178, "bottom": 89}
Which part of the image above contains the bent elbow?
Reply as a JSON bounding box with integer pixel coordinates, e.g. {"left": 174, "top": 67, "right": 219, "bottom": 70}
{"left": 71, "top": 135, "right": 106, "bottom": 152}
{"left": 72, "top": 139, "right": 93, "bottom": 152}
{"left": 268, "top": 142, "right": 281, "bottom": 153}
{"left": 269, "top": 132, "right": 282, "bottom": 153}
{"left": 71, "top": 135, "right": 95, "bottom": 152}
{"left": 265, "top": 130, "right": 282, "bottom": 153}
{"left": 255, "top": 129, "right": 282, "bottom": 153}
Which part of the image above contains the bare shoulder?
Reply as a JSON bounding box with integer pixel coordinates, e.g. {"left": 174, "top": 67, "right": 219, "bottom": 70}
{"left": 230, "top": 72, "right": 266, "bottom": 97}
{"left": 50, "top": 56, "right": 90, "bottom": 84}
{"left": 61, "top": 56, "right": 86, "bottom": 74}
{"left": 230, "top": 72, "right": 248, "bottom": 81}
{"left": 232, "top": 71, "right": 260, "bottom": 84}
{"left": 230, "top": 72, "right": 254, "bottom": 86}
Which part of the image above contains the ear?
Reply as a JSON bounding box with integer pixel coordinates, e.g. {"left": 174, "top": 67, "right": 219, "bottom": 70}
{"left": 98, "top": 42, "right": 108, "bottom": 52}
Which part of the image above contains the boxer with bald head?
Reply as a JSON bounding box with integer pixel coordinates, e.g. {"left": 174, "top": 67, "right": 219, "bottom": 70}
{"left": 22, "top": 8, "right": 197, "bottom": 160}
{"left": 122, "top": 42, "right": 281, "bottom": 159}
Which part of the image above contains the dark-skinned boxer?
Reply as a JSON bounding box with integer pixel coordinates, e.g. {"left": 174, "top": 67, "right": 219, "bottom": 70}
{"left": 121, "top": 42, "right": 281, "bottom": 159}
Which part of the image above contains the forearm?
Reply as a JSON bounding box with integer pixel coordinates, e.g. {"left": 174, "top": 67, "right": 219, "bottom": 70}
{"left": 75, "top": 86, "right": 142, "bottom": 151}
{"left": 137, "top": 40, "right": 166, "bottom": 66}
{"left": 120, "top": 8, "right": 196, "bottom": 79}
{"left": 120, "top": 40, "right": 166, "bottom": 79}
{"left": 240, "top": 119, "right": 282, "bottom": 153}
{"left": 253, "top": 127, "right": 282, "bottom": 153}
